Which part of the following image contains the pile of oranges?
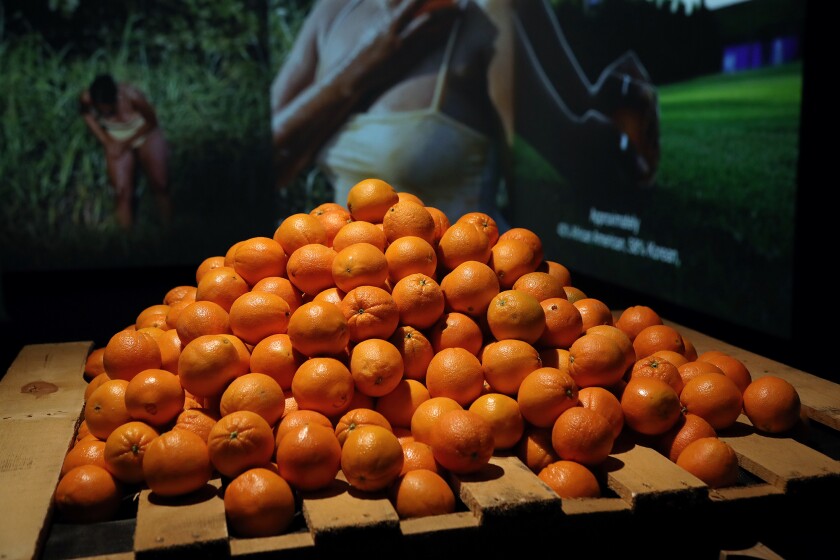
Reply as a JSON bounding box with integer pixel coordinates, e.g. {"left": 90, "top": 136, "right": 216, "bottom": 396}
{"left": 55, "top": 178, "right": 803, "bottom": 537}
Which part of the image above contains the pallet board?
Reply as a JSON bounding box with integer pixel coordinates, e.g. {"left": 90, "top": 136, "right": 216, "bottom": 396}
{"left": 3, "top": 321, "right": 840, "bottom": 559}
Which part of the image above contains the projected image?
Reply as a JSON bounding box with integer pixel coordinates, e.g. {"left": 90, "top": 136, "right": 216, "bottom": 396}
{"left": 510, "top": 0, "right": 804, "bottom": 338}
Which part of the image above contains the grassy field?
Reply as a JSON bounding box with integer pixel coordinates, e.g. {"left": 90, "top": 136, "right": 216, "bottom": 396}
{"left": 512, "top": 62, "right": 802, "bottom": 338}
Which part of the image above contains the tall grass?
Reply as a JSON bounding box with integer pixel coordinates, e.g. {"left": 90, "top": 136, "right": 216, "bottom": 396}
{"left": 0, "top": 13, "right": 289, "bottom": 271}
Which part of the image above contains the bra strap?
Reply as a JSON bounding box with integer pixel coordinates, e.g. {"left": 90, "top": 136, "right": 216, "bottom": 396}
{"left": 431, "top": 17, "right": 462, "bottom": 110}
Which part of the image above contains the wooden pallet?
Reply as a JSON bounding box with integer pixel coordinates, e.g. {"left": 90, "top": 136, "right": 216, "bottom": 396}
{"left": 2, "top": 323, "right": 839, "bottom": 560}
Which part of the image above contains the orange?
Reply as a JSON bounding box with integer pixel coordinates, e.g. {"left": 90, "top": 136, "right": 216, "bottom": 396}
{"left": 103, "top": 420, "right": 159, "bottom": 484}
{"left": 331, "top": 242, "right": 389, "bottom": 293}
{"left": 196, "top": 255, "right": 226, "bottom": 284}
{"left": 436, "top": 221, "right": 492, "bottom": 271}
{"left": 550, "top": 406, "right": 615, "bottom": 466}
{"left": 481, "top": 338, "right": 542, "bottom": 396}
{"left": 439, "top": 260, "right": 499, "bottom": 318}
{"left": 251, "top": 276, "right": 304, "bottom": 314}
{"left": 572, "top": 298, "right": 614, "bottom": 332}
{"left": 376, "top": 378, "right": 431, "bottom": 429}
{"left": 382, "top": 200, "right": 436, "bottom": 245}
{"left": 178, "top": 334, "right": 250, "bottom": 398}
{"left": 224, "top": 467, "right": 297, "bottom": 537}
{"left": 410, "top": 396, "right": 463, "bottom": 445}
{"left": 682, "top": 335, "right": 699, "bottom": 361}
{"left": 428, "top": 312, "right": 484, "bottom": 356}
{"left": 61, "top": 438, "right": 108, "bottom": 478}
{"left": 85, "top": 372, "right": 111, "bottom": 402}
{"left": 488, "top": 238, "right": 537, "bottom": 289}
{"left": 313, "top": 286, "right": 347, "bottom": 306}
{"left": 512, "top": 271, "right": 565, "bottom": 303}
{"left": 273, "top": 212, "right": 329, "bottom": 256}
{"left": 676, "top": 437, "right": 740, "bottom": 488}
{"left": 516, "top": 426, "right": 560, "bottom": 473}
{"left": 220, "top": 372, "right": 286, "bottom": 427}
{"left": 486, "top": 289, "right": 545, "bottom": 344}
{"left": 165, "top": 298, "right": 193, "bottom": 330}
{"left": 389, "top": 469, "right": 456, "bottom": 519}
{"left": 400, "top": 440, "right": 442, "bottom": 475}
{"left": 633, "top": 324, "right": 686, "bottom": 360}
{"left": 287, "top": 300, "right": 350, "bottom": 358}
{"left": 285, "top": 243, "right": 338, "bottom": 296}
{"left": 390, "top": 273, "right": 445, "bottom": 329}
{"left": 425, "top": 347, "right": 485, "bottom": 407}
{"left": 173, "top": 407, "right": 220, "bottom": 443}
{"left": 143, "top": 428, "right": 213, "bottom": 497}
{"left": 84, "top": 379, "right": 132, "bottom": 440}
{"left": 536, "top": 260, "right": 573, "bottom": 287}
{"left": 332, "top": 220, "right": 388, "bottom": 253}
{"left": 517, "top": 366, "right": 579, "bottom": 428}
{"left": 680, "top": 372, "right": 744, "bottom": 431}
{"left": 568, "top": 332, "right": 626, "bottom": 389}
{"left": 538, "top": 345, "right": 573, "bottom": 371}
{"left": 139, "top": 326, "right": 181, "bottom": 375}
{"left": 340, "top": 285, "right": 400, "bottom": 343}
{"left": 425, "top": 206, "right": 452, "bottom": 245}
{"left": 232, "top": 236, "right": 288, "bottom": 286}
{"left": 468, "top": 393, "right": 525, "bottom": 450}
{"left": 697, "top": 352, "right": 752, "bottom": 394}
{"left": 397, "top": 191, "right": 425, "bottom": 205}
{"left": 102, "top": 329, "right": 162, "bottom": 382}
{"left": 578, "top": 386, "right": 625, "bottom": 440}
{"left": 346, "top": 178, "right": 400, "bottom": 223}
{"left": 497, "top": 227, "right": 543, "bottom": 269}
{"left": 335, "top": 408, "right": 393, "bottom": 447}
{"left": 657, "top": 413, "right": 717, "bottom": 463}
{"left": 457, "top": 211, "right": 499, "bottom": 246}
{"left": 53, "top": 465, "right": 122, "bottom": 523}
{"left": 586, "top": 324, "right": 636, "bottom": 375}
{"left": 620, "top": 376, "right": 682, "bottom": 436}
{"left": 742, "top": 376, "right": 801, "bottom": 434}
{"left": 249, "top": 333, "right": 303, "bottom": 392}
{"left": 84, "top": 347, "right": 107, "bottom": 382}
{"left": 651, "top": 349, "right": 689, "bottom": 369}
{"left": 538, "top": 460, "right": 601, "bottom": 499}
{"left": 225, "top": 240, "right": 247, "bottom": 267}
{"left": 207, "top": 410, "right": 276, "bottom": 478}
{"left": 124, "top": 368, "right": 185, "bottom": 428}
{"left": 330, "top": 390, "right": 376, "bottom": 425}
{"left": 228, "top": 291, "right": 291, "bottom": 346}
{"left": 429, "top": 409, "right": 495, "bottom": 474}
{"left": 677, "top": 360, "right": 725, "bottom": 387}
{"left": 349, "top": 338, "right": 405, "bottom": 397}
{"left": 291, "top": 357, "right": 355, "bottom": 417}
{"left": 175, "top": 300, "right": 231, "bottom": 347}
{"left": 163, "top": 285, "right": 197, "bottom": 306}
{"left": 614, "top": 305, "right": 663, "bottom": 342}
{"left": 195, "top": 266, "right": 250, "bottom": 313}
{"left": 275, "top": 422, "right": 342, "bottom": 491}
{"left": 385, "top": 235, "right": 438, "bottom": 283}
{"left": 312, "top": 206, "right": 352, "bottom": 247}
{"left": 628, "top": 355, "right": 684, "bottom": 396}
{"left": 563, "top": 285, "right": 588, "bottom": 304}
{"left": 389, "top": 326, "right": 434, "bottom": 382}
{"left": 275, "top": 409, "right": 334, "bottom": 447}
{"left": 341, "top": 425, "right": 405, "bottom": 492}
{"left": 136, "top": 304, "right": 170, "bottom": 331}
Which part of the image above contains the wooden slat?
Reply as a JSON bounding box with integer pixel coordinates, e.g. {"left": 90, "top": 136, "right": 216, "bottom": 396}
{"left": 134, "top": 477, "right": 229, "bottom": 559}
{"left": 451, "top": 455, "right": 562, "bottom": 525}
{"left": 229, "top": 531, "right": 315, "bottom": 559}
{"left": 666, "top": 320, "right": 840, "bottom": 431}
{"left": 0, "top": 342, "right": 91, "bottom": 560}
{"left": 300, "top": 472, "right": 400, "bottom": 548}
{"left": 719, "top": 417, "right": 840, "bottom": 493}
{"left": 606, "top": 442, "right": 708, "bottom": 511}
{"left": 560, "top": 496, "right": 631, "bottom": 517}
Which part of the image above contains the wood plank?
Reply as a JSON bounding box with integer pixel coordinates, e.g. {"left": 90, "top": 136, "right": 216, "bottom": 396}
{"left": 134, "top": 477, "right": 229, "bottom": 559}
{"left": 399, "top": 511, "right": 478, "bottom": 537}
{"left": 606, "top": 442, "right": 708, "bottom": 512}
{"left": 229, "top": 531, "right": 315, "bottom": 560}
{"left": 0, "top": 342, "right": 91, "bottom": 560}
{"left": 451, "top": 455, "right": 562, "bottom": 525}
{"left": 300, "top": 472, "right": 400, "bottom": 549}
{"left": 719, "top": 417, "right": 840, "bottom": 494}
{"left": 666, "top": 320, "right": 840, "bottom": 431}
{"left": 560, "top": 496, "right": 631, "bottom": 517}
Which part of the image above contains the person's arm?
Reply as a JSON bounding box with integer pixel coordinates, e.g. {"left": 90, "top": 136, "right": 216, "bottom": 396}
{"left": 79, "top": 90, "right": 114, "bottom": 148}
{"left": 120, "top": 84, "right": 161, "bottom": 147}
{"left": 270, "top": 0, "right": 463, "bottom": 189}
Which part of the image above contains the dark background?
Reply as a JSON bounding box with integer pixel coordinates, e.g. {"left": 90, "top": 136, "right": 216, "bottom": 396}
{"left": 1, "top": 0, "right": 833, "bottom": 385}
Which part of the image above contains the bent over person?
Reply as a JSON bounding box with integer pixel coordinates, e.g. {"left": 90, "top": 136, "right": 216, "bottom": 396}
{"left": 80, "top": 74, "right": 172, "bottom": 230}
